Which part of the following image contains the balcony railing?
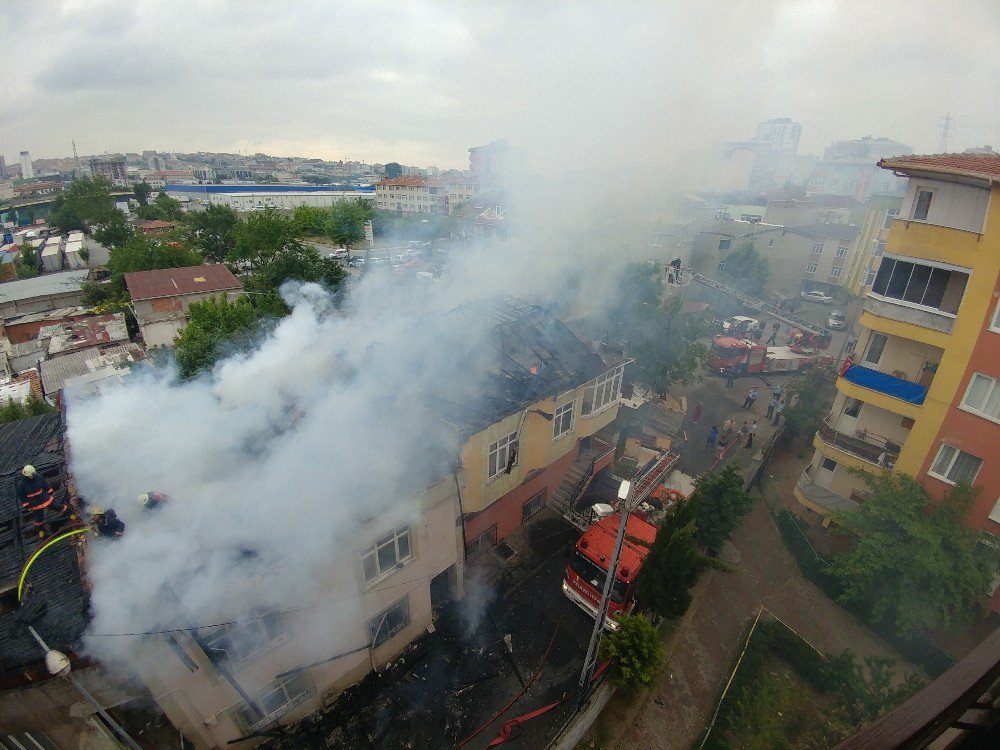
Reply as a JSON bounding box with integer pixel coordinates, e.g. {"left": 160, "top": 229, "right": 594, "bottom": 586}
{"left": 816, "top": 420, "right": 898, "bottom": 465}
{"left": 864, "top": 294, "right": 956, "bottom": 334}
{"left": 840, "top": 362, "right": 928, "bottom": 406}
{"left": 795, "top": 467, "right": 859, "bottom": 516}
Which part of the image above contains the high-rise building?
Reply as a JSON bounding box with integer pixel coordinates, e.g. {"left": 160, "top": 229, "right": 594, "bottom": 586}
{"left": 19, "top": 150, "right": 34, "bottom": 180}
{"left": 0, "top": 155, "right": 6, "bottom": 179}
{"left": 89, "top": 154, "right": 128, "bottom": 185}
{"left": 805, "top": 136, "right": 912, "bottom": 201}
{"left": 794, "top": 152, "right": 1000, "bottom": 612}
{"left": 753, "top": 117, "right": 802, "bottom": 156}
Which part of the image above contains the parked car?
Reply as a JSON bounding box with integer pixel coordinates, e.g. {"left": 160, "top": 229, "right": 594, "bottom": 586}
{"left": 348, "top": 256, "right": 366, "bottom": 268}
{"left": 827, "top": 310, "right": 847, "bottom": 330}
{"left": 720, "top": 316, "right": 761, "bottom": 337}
{"left": 800, "top": 290, "right": 834, "bottom": 305}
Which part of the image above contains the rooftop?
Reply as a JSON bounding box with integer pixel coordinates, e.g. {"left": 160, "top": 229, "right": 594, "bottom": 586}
{"left": 0, "top": 414, "right": 88, "bottom": 675}
{"left": 40, "top": 343, "right": 142, "bottom": 395}
{"left": 39, "top": 313, "right": 129, "bottom": 356}
{"left": 0, "top": 270, "right": 89, "bottom": 305}
{"left": 879, "top": 153, "right": 1000, "bottom": 185}
{"left": 124, "top": 264, "right": 243, "bottom": 301}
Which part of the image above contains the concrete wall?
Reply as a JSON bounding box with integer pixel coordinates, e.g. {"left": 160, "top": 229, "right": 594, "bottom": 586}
{"left": 901, "top": 179, "right": 990, "bottom": 234}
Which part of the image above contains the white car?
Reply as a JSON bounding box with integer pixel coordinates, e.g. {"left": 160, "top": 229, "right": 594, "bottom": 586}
{"left": 800, "top": 290, "right": 834, "bottom": 305}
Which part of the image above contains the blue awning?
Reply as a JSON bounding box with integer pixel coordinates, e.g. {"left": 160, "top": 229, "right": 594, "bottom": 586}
{"left": 842, "top": 364, "right": 927, "bottom": 405}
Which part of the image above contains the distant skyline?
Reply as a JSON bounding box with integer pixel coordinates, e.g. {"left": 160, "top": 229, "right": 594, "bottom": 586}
{"left": 3, "top": 1, "right": 999, "bottom": 172}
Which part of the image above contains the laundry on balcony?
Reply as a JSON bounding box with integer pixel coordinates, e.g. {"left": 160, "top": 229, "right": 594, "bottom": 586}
{"left": 842, "top": 363, "right": 928, "bottom": 405}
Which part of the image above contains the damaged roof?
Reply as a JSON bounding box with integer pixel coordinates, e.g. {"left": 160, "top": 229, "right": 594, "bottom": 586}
{"left": 0, "top": 414, "right": 88, "bottom": 675}
{"left": 431, "top": 295, "right": 612, "bottom": 434}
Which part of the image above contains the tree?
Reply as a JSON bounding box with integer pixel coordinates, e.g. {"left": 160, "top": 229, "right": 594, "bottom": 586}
{"left": 93, "top": 208, "right": 135, "bottom": 250}
{"left": 174, "top": 294, "right": 261, "bottom": 378}
{"left": 84, "top": 233, "right": 204, "bottom": 305}
{"left": 636, "top": 498, "right": 727, "bottom": 619}
{"left": 133, "top": 181, "right": 153, "bottom": 206}
{"left": 16, "top": 245, "right": 40, "bottom": 279}
{"left": 291, "top": 205, "right": 329, "bottom": 237}
{"left": 230, "top": 208, "right": 300, "bottom": 274}
{"left": 720, "top": 242, "right": 769, "bottom": 294}
{"left": 599, "top": 613, "right": 664, "bottom": 688}
{"left": 49, "top": 176, "right": 116, "bottom": 232}
{"left": 692, "top": 463, "right": 756, "bottom": 555}
{"left": 188, "top": 204, "right": 238, "bottom": 263}
{"left": 325, "top": 198, "right": 372, "bottom": 246}
{"left": 137, "top": 192, "right": 184, "bottom": 222}
{"left": 0, "top": 394, "right": 57, "bottom": 424}
{"left": 782, "top": 367, "right": 832, "bottom": 443}
{"left": 827, "top": 472, "right": 999, "bottom": 638}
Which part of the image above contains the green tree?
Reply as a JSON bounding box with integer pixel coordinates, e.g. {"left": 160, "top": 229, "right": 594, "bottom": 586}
{"left": 599, "top": 613, "right": 664, "bottom": 688}
{"left": 0, "top": 394, "right": 57, "bottom": 424}
{"left": 636, "top": 498, "right": 727, "bottom": 619}
{"left": 133, "top": 181, "right": 153, "bottom": 206}
{"left": 174, "top": 294, "right": 261, "bottom": 378}
{"left": 291, "top": 205, "right": 329, "bottom": 237}
{"left": 781, "top": 368, "right": 832, "bottom": 442}
{"left": 827, "top": 472, "right": 998, "bottom": 638}
{"left": 136, "top": 192, "right": 184, "bottom": 221}
{"left": 16, "top": 245, "right": 40, "bottom": 279}
{"left": 85, "top": 233, "right": 204, "bottom": 305}
{"left": 49, "top": 176, "right": 116, "bottom": 232}
{"left": 188, "top": 204, "right": 238, "bottom": 263}
{"left": 93, "top": 208, "right": 135, "bottom": 250}
{"left": 720, "top": 241, "right": 769, "bottom": 294}
{"left": 230, "top": 208, "right": 300, "bottom": 274}
{"left": 692, "top": 463, "right": 756, "bottom": 555}
{"left": 325, "top": 198, "right": 372, "bottom": 246}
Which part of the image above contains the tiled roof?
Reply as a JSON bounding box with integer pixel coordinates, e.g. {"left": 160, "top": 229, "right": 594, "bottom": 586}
{"left": 40, "top": 343, "right": 142, "bottom": 395}
{"left": 879, "top": 153, "right": 1000, "bottom": 183}
{"left": 0, "top": 414, "right": 88, "bottom": 673}
{"left": 124, "top": 264, "right": 243, "bottom": 301}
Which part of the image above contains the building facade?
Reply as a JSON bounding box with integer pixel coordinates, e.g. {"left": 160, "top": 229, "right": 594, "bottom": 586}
{"left": 842, "top": 194, "right": 903, "bottom": 297}
{"left": 805, "top": 137, "right": 912, "bottom": 201}
{"left": 89, "top": 155, "right": 128, "bottom": 186}
{"left": 793, "top": 153, "right": 1000, "bottom": 611}
{"left": 19, "top": 151, "right": 34, "bottom": 180}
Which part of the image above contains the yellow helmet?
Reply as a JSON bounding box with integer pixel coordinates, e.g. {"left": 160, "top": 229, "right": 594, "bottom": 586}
{"left": 22, "top": 465, "right": 36, "bottom": 478}
{"left": 89, "top": 505, "right": 106, "bottom": 517}
{"left": 137, "top": 493, "right": 151, "bottom": 507}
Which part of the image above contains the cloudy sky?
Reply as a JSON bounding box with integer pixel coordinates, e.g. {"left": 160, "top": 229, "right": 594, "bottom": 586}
{"left": 3, "top": 0, "right": 999, "bottom": 170}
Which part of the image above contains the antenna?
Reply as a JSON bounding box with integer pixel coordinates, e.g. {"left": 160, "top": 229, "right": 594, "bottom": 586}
{"left": 72, "top": 139, "right": 81, "bottom": 175}
{"left": 938, "top": 113, "right": 955, "bottom": 153}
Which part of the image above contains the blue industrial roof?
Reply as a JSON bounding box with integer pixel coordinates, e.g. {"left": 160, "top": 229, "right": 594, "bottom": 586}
{"left": 166, "top": 184, "right": 375, "bottom": 194}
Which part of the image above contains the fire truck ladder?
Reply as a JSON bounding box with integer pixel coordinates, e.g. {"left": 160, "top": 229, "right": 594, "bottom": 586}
{"left": 622, "top": 450, "right": 681, "bottom": 508}
{"left": 687, "top": 272, "right": 827, "bottom": 336}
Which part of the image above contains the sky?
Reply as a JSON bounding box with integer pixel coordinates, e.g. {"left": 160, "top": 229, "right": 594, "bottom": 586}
{"left": 3, "top": 0, "right": 999, "bottom": 171}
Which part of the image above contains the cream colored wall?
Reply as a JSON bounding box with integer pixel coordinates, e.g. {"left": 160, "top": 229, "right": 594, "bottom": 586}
{"left": 457, "top": 372, "right": 621, "bottom": 515}
{"left": 828, "top": 390, "right": 912, "bottom": 447}
{"left": 135, "top": 482, "right": 460, "bottom": 749}
{"left": 856, "top": 328, "right": 942, "bottom": 381}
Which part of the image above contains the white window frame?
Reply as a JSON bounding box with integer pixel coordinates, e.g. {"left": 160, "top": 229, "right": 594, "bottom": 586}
{"left": 928, "top": 443, "right": 983, "bottom": 486}
{"left": 238, "top": 671, "right": 315, "bottom": 730}
{"left": 960, "top": 373, "right": 1000, "bottom": 423}
{"left": 553, "top": 400, "right": 575, "bottom": 440}
{"left": 990, "top": 298, "right": 1000, "bottom": 333}
{"left": 369, "top": 595, "right": 411, "bottom": 648}
{"left": 835, "top": 245, "right": 849, "bottom": 259}
{"left": 912, "top": 188, "right": 934, "bottom": 221}
{"left": 805, "top": 263, "right": 819, "bottom": 274}
{"left": 581, "top": 366, "right": 623, "bottom": 418}
{"left": 829, "top": 267, "right": 843, "bottom": 279}
{"left": 488, "top": 431, "right": 519, "bottom": 480}
{"left": 201, "top": 611, "right": 287, "bottom": 667}
{"left": 811, "top": 242, "right": 824, "bottom": 255}
{"left": 361, "top": 525, "right": 412, "bottom": 585}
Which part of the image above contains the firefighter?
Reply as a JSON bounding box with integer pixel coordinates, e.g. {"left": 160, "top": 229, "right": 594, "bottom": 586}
{"left": 137, "top": 491, "right": 168, "bottom": 510}
{"left": 16, "top": 464, "right": 55, "bottom": 532}
{"left": 90, "top": 506, "right": 126, "bottom": 539}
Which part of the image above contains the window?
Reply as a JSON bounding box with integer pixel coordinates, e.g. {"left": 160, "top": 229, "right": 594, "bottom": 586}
{"left": 871, "top": 256, "right": 967, "bottom": 313}
{"left": 913, "top": 189, "right": 933, "bottom": 220}
{"left": 851, "top": 180, "right": 860, "bottom": 189}
{"left": 882, "top": 209, "right": 898, "bottom": 229}
{"left": 990, "top": 299, "right": 1000, "bottom": 333}
{"left": 582, "top": 367, "right": 623, "bottom": 417}
{"left": 821, "top": 457, "right": 837, "bottom": 472}
{"left": 488, "top": 431, "right": 519, "bottom": 479}
{"left": 466, "top": 524, "right": 497, "bottom": 558}
{"left": 718, "top": 239, "right": 731, "bottom": 250}
{"left": 201, "top": 612, "right": 286, "bottom": 667}
{"left": 369, "top": 596, "right": 410, "bottom": 648}
{"left": 811, "top": 242, "right": 824, "bottom": 255}
{"left": 961, "top": 373, "right": 1000, "bottom": 422}
{"left": 830, "top": 179, "right": 839, "bottom": 188}
{"left": 361, "top": 526, "right": 412, "bottom": 584}
{"left": 864, "top": 269, "right": 877, "bottom": 286}
{"left": 805, "top": 263, "right": 818, "bottom": 274}
{"left": 522, "top": 490, "right": 545, "bottom": 522}
{"left": 718, "top": 260, "right": 727, "bottom": 272}
{"left": 929, "top": 444, "right": 982, "bottom": 485}
{"left": 237, "top": 671, "right": 315, "bottom": 729}
{"left": 836, "top": 243, "right": 849, "bottom": 259}
{"left": 873, "top": 240, "right": 885, "bottom": 258}
{"left": 553, "top": 400, "right": 575, "bottom": 439}
{"left": 863, "top": 333, "right": 888, "bottom": 365}
{"left": 829, "top": 267, "right": 842, "bottom": 278}
{"left": 844, "top": 397, "right": 863, "bottom": 418}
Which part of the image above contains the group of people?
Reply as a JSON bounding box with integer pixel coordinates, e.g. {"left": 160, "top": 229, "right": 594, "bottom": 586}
{"left": 14, "top": 462, "right": 168, "bottom": 541}
{"left": 705, "top": 417, "right": 759, "bottom": 459}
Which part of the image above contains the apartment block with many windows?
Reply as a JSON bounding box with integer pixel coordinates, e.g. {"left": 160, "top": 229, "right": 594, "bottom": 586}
{"left": 794, "top": 153, "right": 1000, "bottom": 611}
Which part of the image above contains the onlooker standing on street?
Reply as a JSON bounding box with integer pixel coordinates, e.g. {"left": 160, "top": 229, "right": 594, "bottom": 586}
{"left": 772, "top": 399, "right": 785, "bottom": 426}
{"left": 692, "top": 402, "right": 703, "bottom": 423}
{"left": 706, "top": 425, "right": 718, "bottom": 450}
{"left": 746, "top": 420, "right": 757, "bottom": 449}
{"left": 766, "top": 395, "right": 778, "bottom": 420}
{"left": 737, "top": 421, "right": 748, "bottom": 444}
{"left": 743, "top": 387, "right": 759, "bottom": 410}
{"left": 726, "top": 365, "right": 738, "bottom": 388}
{"left": 772, "top": 384, "right": 784, "bottom": 400}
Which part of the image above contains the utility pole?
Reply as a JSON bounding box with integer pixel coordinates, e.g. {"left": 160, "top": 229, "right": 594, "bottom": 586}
{"left": 575, "top": 478, "right": 635, "bottom": 710}
{"left": 938, "top": 114, "right": 955, "bottom": 153}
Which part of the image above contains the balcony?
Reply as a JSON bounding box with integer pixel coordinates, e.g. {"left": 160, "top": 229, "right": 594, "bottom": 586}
{"left": 794, "top": 466, "right": 860, "bottom": 517}
{"left": 863, "top": 294, "right": 955, "bottom": 334}
{"left": 816, "top": 420, "right": 898, "bottom": 467}
{"left": 840, "top": 363, "right": 927, "bottom": 406}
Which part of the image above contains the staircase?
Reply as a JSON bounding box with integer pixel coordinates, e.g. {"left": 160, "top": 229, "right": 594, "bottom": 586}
{"left": 549, "top": 438, "right": 615, "bottom": 530}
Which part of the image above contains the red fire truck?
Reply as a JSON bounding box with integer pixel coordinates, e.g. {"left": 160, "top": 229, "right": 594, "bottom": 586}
{"left": 562, "top": 512, "right": 657, "bottom": 630}
{"left": 707, "top": 332, "right": 832, "bottom": 378}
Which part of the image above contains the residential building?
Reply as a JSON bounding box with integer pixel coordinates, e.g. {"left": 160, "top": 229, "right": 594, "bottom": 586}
{"left": 0, "top": 244, "right": 21, "bottom": 282}
{"left": 19, "top": 151, "right": 34, "bottom": 180}
{"left": 0, "top": 270, "right": 90, "bottom": 318}
{"left": 468, "top": 140, "right": 510, "bottom": 188}
{"left": 124, "top": 264, "right": 243, "bottom": 347}
{"left": 793, "top": 153, "right": 1000, "bottom": 611}
{"left": 374, "top": 176, "right": 479, "bottom": 216}
{"left": 763, "top": 195, "right": 868, "bottom": 228}
{"left": 842, "top": 194, "right": 904, "bottom": 297}
{"left": 89, "top": 154, "right": 128, "bottom": 186}
{"left": 135, "top": 219, "right": 178, "bottom": 236}
{"left": 805, "top": 136, "right": 912, "bottom": 201}
{"left": 166, "top": 184, "right": 375, "bottom": 212}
